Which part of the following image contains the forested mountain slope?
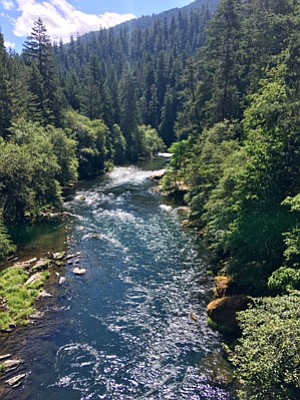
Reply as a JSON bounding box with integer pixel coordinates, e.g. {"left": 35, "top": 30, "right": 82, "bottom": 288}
{"left": 54, "top": 0, "right": 219, "bottom": 146}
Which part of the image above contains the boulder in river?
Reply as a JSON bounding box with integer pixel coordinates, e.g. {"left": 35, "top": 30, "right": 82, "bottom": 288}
{"left": 175, "top": 206, "right": 191, "bottom": 216}
{"left": 149, "top": 170, "right": 165, "bottom": 182}
{"left": 59, "top": 276, "right": 66, "bottom": 285}
{"left": 207, "top": 295, "right": 249, "bottom": 334}
{"left": 72, "top": 267, "right": 86, "bottom": 276}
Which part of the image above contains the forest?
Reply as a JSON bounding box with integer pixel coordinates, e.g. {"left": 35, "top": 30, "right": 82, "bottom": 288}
{"left": 1, "top": 0, "right": 300, "bottom": 398}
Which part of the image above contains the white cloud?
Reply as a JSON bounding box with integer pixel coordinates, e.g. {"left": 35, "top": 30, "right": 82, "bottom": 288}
{"left": 4, "top": 40, "right": 16, "bottom": 48}
{"left": 1, "top": 0, "right": 15, "bottom": 10}
{"left": 13, "top": 0, "right": 136, "bottom": 43}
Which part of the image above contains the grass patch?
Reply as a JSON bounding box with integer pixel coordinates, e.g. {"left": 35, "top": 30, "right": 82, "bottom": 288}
{"left": 0, "top": 267, "right": 49, "bottom": 331}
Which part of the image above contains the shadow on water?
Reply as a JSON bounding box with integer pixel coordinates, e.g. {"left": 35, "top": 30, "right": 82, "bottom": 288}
{"left": 0, "top": 158, "right": 235, "bottom": 400}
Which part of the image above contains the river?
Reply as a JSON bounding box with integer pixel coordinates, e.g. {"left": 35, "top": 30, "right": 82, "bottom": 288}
{"left": 0, "top": 159, "right": 233, "bottom": 399}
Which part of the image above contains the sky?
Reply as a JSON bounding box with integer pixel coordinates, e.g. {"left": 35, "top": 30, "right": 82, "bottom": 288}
{"left": 0, "top": 0, "right": 193, "bottom": 52}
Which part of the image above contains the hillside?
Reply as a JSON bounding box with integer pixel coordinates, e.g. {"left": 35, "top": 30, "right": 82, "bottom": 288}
{"left": 54, "top": 0, "right": 219, "bottom": 146}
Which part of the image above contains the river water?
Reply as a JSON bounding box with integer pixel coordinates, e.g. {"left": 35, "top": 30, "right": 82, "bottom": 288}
{"left": 0, "top": 159, "right": 232, "bottom": 399}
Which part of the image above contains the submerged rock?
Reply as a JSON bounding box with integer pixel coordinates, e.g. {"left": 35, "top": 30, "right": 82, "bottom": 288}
{"left": 200, "top": 352, "right": 234, "bottom": 387}
{"left": 72, "top": 267, "right": 87, "bottom": 276}
{"left": 207, "top": 295, "right": 249, "bottom": 334}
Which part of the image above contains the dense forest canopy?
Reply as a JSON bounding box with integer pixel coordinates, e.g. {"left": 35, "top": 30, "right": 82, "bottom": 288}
{"left": 1, "top": 0, "right": 300, "bottom": 397}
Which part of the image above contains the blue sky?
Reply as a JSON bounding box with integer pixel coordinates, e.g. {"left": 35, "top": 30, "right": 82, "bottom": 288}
{"left": 0, "top": 0, "right": 192, "bottom": 52}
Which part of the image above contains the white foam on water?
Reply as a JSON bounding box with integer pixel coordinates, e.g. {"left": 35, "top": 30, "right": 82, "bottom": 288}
{"left": 82, "top": 232, "right": 127, "bottom": 251}
{"left": 106, "top": 166, "right": 165, "bottom": 188}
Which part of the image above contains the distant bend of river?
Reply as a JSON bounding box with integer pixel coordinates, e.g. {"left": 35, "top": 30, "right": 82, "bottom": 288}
{"left": 1, "top": 158, "right": 233, "bottom": 400}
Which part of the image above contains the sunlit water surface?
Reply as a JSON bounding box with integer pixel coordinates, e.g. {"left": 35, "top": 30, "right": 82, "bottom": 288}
{"left": 1, "top": 159, "right": 232, "bottom": 399}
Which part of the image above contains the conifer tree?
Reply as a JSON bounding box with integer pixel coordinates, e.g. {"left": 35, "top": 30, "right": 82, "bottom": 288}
{"left": 23, "top": 18, "right": 62, "bottom": 125}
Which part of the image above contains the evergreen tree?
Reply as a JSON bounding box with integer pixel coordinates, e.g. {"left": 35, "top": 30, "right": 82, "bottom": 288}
{"left": 23, "top": 18, "right": 62, "bottom": 125}
{"left": 0, "top": 32, "right": 11, "bottom": 135}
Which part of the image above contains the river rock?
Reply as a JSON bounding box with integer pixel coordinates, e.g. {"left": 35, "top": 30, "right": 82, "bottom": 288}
{"left": 31, "top": 259, "right": 50, "bottom": 272}
{"left": 38, "top": 290, "right": 52, "bottom": 298}
{"left": 2, "top": 359, "right": 24, "bottom": 372}
{"left": 52, "top": 252, "right": 66, "bottom": 261}
{"left": 30, "top": 311, "right": 44, "bottom": 320}
{"left": 58, "top": 276, "right": 66, "bottom": 285}
{"left": 207, "top": 295, "right": 249, "bottom": 334}
{"left": 0, "top": 354, "right": 12, "bottom": 361}
{"left": 5, "top": 373, "right": 27, "bottom": 387}
{"left": 190, "top": 312, "right": 200, "bottom": 322}
{"left": 181, "top": 219, "right": 192, "bottom": 228}
{"left": 176, "top": 206, "right": 191, "bottom": 216}
{"left": 72, "top": 267, "right": 86, "bottom": 276}
{"left": 13, "top": 258, "right": 37, "bottom": 269}
{"left": 24, "top": 272, "right": 44, "bottom": 287}
{"left": 149, "top": 170, "right": 165, "bottom": 181}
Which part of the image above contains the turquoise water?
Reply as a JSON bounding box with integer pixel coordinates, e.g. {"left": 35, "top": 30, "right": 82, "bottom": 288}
{"left": 1, "top": 160, "right": 232, "bottom": 399}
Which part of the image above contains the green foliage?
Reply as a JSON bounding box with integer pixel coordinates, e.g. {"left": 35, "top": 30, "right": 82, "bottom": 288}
{"left": 0, "top": 212, "right": 15, "bottom": 260}
{"left": 23, "top": 18, "right": 62, "bottom": 125}
{"left": 110, "top": 124, "right": 127, "bottom": 164}
{"left": 268, "top": 267, "right": 300, "bottom": 294}
{"left": 63, "top": 111, "right": 109, "bottom": 178}
{"left": 0, "top": 267, "right": 49, "bottom": 330}
{"left": 229, "top": 295, "right": 300, "bottom": 400}
{"left": 161, "top": 139, "right": 193, "bottom": 193}
{"left": 135, "top": 125, "right": 166, "bottom": 158}
{"left": 0, "top": 119, "right": 79, "bottom": 224}
{"left": 10, "top": 118, "right": 62, "bottom": 215}
{"left": 47, "top": 125, "right": 78, "bottom": 186}
{"left": 185, "top": 121, "right": 241, "bottom": 221}
{"left": 0, "top": 137, "right": 35, "bottom": 223}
